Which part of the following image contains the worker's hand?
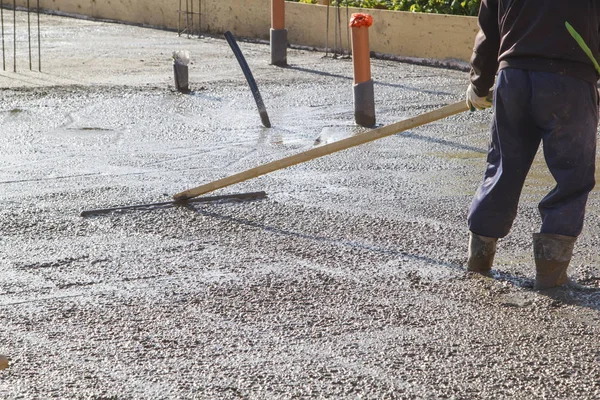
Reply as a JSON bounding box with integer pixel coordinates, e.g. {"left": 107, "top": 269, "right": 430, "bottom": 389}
{"left": 466, "top": 84, "right": 493, "bottom": 111}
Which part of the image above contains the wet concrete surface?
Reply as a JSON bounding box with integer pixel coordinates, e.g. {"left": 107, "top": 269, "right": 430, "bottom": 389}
{"left": 1, "top": 11, "right": 600, "bottom": 399}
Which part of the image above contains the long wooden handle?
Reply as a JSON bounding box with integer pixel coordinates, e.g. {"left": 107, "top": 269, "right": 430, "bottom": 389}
{"left": 173, "top": 100, "right": 469, "bottom": 201}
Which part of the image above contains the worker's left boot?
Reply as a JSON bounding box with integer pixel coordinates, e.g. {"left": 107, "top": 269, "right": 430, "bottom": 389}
{"left": 467, "top": 232, "right": 497, "bottom": 273}
{"left": 533, "top": 233, "right": 576, "bottom": 290}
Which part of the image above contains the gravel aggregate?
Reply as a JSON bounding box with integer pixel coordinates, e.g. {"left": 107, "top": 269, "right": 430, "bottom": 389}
{"left": 1, "top": 11, "right": 599, "bottom": 399}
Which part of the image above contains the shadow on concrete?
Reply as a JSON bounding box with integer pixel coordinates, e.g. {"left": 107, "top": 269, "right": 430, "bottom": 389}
{"left": 197, "top": 206, "right": 600, "bottom": 313}
{"left": 535, "top": 284, "right": 600, "bottom": 311}
{"left": 545, "top": 291, "right": 600, "bottom": 311}
{"left": 193, "top": 206, "right": 466, "bottom": 272}
{"left": 397, "top": 131, "right": 487, "bottom": 155}
{"left": 490, "top": 269, "right": 600, "bottom": 312}
{"left": 286, "top": 65, "right": 456, "bottom": 96}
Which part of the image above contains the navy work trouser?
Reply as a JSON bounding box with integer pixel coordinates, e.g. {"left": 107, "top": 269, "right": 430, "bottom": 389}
{"left": 468, "top": 68, "right": 598, "bottom": 238}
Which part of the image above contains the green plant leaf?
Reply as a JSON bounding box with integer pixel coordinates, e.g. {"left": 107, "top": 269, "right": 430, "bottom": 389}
{"left": 565, "top": 21, "right": 600, "bottom": 75}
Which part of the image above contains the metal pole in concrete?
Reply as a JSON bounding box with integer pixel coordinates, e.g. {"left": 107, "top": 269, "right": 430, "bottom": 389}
{"left": 319, "top": 0, "right": 330, "bottom": 56}
{"left": 27, "top": 0, "right": 31, "bottom": 71}
{"left": 346, "top": 2, "right": 350, "bottom": 54}
{"left": 185, "top": 0, "right": 189, "bottom": 38}
{"left": 177, "top": 0, "right": 182, "bottom": 36}
{"left": 189, "top": 0, "right": 193, "bottom": 37}
{"left": 198, "top": 0, "right": 201, "bottom": 38}
{"left": 333, "top": 2, "right": 338, "bottom": 57}
{"left": 350, "top": 13, "right": 375, "bottom": 127}
{"left": 270, "top": 0, "right": 287, "bottom": 66}
{"left": 37, "top": 0, "right": 40, "bottom": 71}
{"left": 325, "top": 1, "right": 330, "bottom": 57}
{"left": 172, "top": 50, "right": 190, "bottom": 93}
{"left": 1, "top": 0, "right": 5, "bottom": 71}
{"left": 336, "top": 2, "right": 341, "bottom": 56}
{"left": 13, "top": 0, "right": 15, "bottom": 72}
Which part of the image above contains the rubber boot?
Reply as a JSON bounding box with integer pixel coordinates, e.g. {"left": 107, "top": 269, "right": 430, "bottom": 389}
{"left": 533, "top": 233, "right": 576, "bottom": 290}
{"left": 467, "top": 232, "right": 497, "bottom": 273}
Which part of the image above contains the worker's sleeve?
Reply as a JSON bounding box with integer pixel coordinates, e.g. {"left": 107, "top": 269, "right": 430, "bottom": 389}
{"left": 469, "top": 0, "right": 500, "bottom": 97}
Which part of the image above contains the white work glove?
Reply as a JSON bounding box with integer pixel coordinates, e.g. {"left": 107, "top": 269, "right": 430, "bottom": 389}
{"left": 466, "top": 83, "right": 492, "bottom": 111}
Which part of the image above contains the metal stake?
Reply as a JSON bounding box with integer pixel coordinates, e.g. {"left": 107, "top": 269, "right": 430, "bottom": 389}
{"left": 1, "top": 0, "right": 5, "bottom": 71}
{"left": 346, "top": 1, "right": 350, "bottom": 55}
{"left": 27, "top": 0, "right": 31, "bottom": 71}
{"left": 185, "top": 0, "right": 189, "bottom": 38}
{"left": 337, "top": 2, "right": 342, "bottom": 56}
{"left": 178, "top": 0, "right": 182, "bottom": 36}
{"left": 177, "top": 0, "right": 202, "bottom": 39}
{"left": 37, "top": 0, "right": 40, "bottom": 71}
{"left": 325, "top": 2, "right": 329, "bottom": 57}
{"left": 190, "top": 0, "right": 194, "bottom": 38}
{"left": 333, "top": 2, "right": 338, "bottom": 57}
{"left": 12, "top": 0, "right": 15, "bottom": 72}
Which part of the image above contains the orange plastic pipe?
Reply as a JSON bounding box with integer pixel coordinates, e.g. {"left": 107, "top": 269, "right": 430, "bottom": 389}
{"left": 272, "top": 0, "right": 285, "bottom": 30}
{"left": 350, "top": 13, "right": 373, "bottom": 84}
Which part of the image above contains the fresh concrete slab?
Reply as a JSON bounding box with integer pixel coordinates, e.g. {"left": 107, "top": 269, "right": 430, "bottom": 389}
{"left": 1, "top": 11, "right": 600, "bottom": 399}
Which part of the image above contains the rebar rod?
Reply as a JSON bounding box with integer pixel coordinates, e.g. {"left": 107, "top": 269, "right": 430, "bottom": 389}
{"left": 325, "top": 2, "right": 329, "bottom": 57}
{"left": 185, "top": 0, "right": 189, "bottom": 38}
{"left": 36, "top": 0, "right": 40, "bottom": 71}
{"left": 333, "top": 2, "right": 338, "bottom": 57}
{"left": 27, "top": 0, "right": 31, "bottom": 71}
{"left": 346, "top": 1, "right": 350, "bottom": 55}
{"left": 190, "top": 0, "right": 194, "bottom": 38}
{"left": 12, "top": 0, "right": 15, "bottom": 72}
{"left": 337, "top": 2, "right": 342, "bottom": 56}
{"left": 178, "top": 0, "right": 182, "bottom": 36}
{"left": 1, "top": 0, "right": 5, "bottom": 71}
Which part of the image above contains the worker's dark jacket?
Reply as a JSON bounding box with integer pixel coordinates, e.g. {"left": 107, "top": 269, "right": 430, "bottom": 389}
{"left": 470, "top": 0, "right": 600, "bottom": 96}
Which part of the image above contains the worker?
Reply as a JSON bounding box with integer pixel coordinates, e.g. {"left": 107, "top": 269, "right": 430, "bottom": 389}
{"left": 465, "top": 0, "right": 600, "bottom": 290}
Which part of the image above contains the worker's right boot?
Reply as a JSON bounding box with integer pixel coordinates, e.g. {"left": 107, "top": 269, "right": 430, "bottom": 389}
{"left": 533, "top": 233, "right": 576, "bottom": 290}
{"left": 467, "top": 232, "right": 497, "bottom": 273}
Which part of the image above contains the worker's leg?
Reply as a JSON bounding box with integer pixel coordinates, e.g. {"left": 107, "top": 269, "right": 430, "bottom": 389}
{"left": 467, "top": 68, "right": 541, "bottom": 272}
{"left": 468, "top": 68, "right": 541, "bottom": 239}
{"left": 531, "top": 72, "right": 598, "bottom": 237}
{"left": 529, "top": 72, "right": 597, "bottom": 289}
